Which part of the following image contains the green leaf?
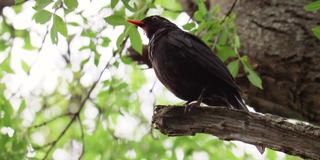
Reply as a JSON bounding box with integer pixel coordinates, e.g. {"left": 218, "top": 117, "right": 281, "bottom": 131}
{"left": 68, "top": 22, "right": 80, "bottom": 26}
{"left": 81, "top": 29, "right": 97, "bottom": 38}
{"left": 216, "top": 45, "right": 236, "bottom": 62}
{"left": 18, "top": 100, "right": 26, "bottom": 114}
{"left": 50, "top": 25, "right": 58, "bottom": 44}
{"left": 234, "top": 35, "right": 241, "bottom": 48}
{"left": 34, "top": 0, "right": 52, "bottom": 9}
{"left": 155, "top": 0, "right": 182, "bottom": 11}
{"left": 0, "top": 40, "right": 8, "bottom": 51}
{"left": 312, "top": 26, "right": 320, "bottom": 40}
{"left": 15, "top": 0, "right": 25, "bottom": 4}
{"left": 121, "top": 0, "right": 137, "bottom": 12}
{"left": 64, "top": 0, "right": 78, "bottom": 11}
{"left": 183, "top": 22, "right": 196, "bottom": 30}
{"left": 104, "top": 14, "right": 125, "bottom": 26}
{"left": 227, "top": 60, "right": 239, "bottom": 78}
{"left": 240, "top": 56, "right": 263, "bottom": 89}
{"left": 0, "top": 55, "right": 14, "bottom": 73}
{"left": 80, "top": 57, "right": 90, "bottom": 68}
{"left": 21, "top": 60, "right": 30, "bottom": 74}
{"left": 129, "top": 27, "right": 142, "bottom": 54}
{"left": 102, "top": 37, "right": 111, "bottom": 47}
{"left": 162, "top": 10, "right": 180, "bottom": 19}
{"left": 247, "top": 69, "right": 262, "bottom": 89}
{"left": 116, "top": 31, "right": 127, "bottom": 49}
{"left": 94, "top": 54, "right": 101, "bottom": 66}
{"left": 304, "top": 1, "right": 320, "bottom": 12}
{"left": 111, "top": 0, "right": 119, "bottom": 8}
{"left": 53, "top": 0, "right": 62, "bottom": 8}
{"left": 266, "top": 149, "right": 277, "bottom": 160}
{"left": 53, "top": 14, "right": 68, "bottom": 37}
{"left": 23, "top": 32, "right": 36, "bottom": 50}
{"left": 32, "top": 9, "right": 52, "bottom": 24}
{"left": 120, "top": 56, "right": 132, "bottom": 64}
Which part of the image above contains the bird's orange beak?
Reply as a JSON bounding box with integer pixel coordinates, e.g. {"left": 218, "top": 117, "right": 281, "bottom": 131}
{"left": 127, "top": 19, "right": 144, "bottom": 27}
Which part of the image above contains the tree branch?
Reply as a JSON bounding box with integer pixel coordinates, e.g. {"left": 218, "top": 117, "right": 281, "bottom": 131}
{"left": 152, "top": 105, "right": 320, "bottom": 160}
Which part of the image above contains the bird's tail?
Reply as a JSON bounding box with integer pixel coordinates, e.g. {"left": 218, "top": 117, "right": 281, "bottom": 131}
{"left": 227, "top": 93, "right": 265, "bottom": 154}
{"left": 227, "top": 93, "right": 249, "bottom": 111}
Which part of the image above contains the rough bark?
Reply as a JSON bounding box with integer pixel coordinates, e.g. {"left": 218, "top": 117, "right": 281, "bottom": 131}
{"left": 176, "top": 0, "right": 320, "bottom": 125}
{"left": 232, "top": 0, "right": 320, "bottom": 125}
{"left": 153, "top": 105, "right": 320, "bottom": 160}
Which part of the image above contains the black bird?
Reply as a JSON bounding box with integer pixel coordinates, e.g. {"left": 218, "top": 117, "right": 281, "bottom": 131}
{"left": 127, "top": 16, "right": 247, "bottom": 111}
{"left": 128, "top": 16, "right": 265, "bottom": 154}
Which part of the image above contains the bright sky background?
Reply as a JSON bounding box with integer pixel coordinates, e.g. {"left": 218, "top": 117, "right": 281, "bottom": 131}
{"left": 0, "top": 0, "right": 288, "bottom": 159}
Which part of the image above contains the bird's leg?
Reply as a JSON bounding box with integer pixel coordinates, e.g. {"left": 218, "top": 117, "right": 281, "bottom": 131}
{"left": 184, "top": 88, "right": 206, "bottom": 113}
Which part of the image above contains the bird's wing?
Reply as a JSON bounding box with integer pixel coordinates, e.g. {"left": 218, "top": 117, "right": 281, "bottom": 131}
{"left": 166, "top": 30, "right": 240, "bottom": 91}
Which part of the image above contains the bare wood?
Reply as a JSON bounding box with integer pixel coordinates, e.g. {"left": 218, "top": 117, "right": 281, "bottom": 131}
{"left": 153, "top": 105, "right": 320, "bottom": 160}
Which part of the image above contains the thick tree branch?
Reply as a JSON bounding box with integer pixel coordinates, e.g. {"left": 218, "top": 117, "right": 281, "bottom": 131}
{"left": 152, "top": 105, "right": 320, "bottom": 160}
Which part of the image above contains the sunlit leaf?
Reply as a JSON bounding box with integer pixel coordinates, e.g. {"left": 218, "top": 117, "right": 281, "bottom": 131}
{"left": 183, "top": 22, "right": 196, "bottom": 30}
{"left": 15, "top": 0, "right": 25, "bottom": 4}
{"left": 247, "top": 70, "right": 263, "bottom": 89}
{"left": 50, "top": 25, "right": 58, "bottom": 44}
{"left": 156, "top": 0, "right": 182, "bottom": 11}
{"left": 216, "top": 45, "right": 236, "bottom": 62}
{"left": 21, "top": 60, "right": 30, "bottom": 74}
{"left": 102, "top": 37, "right": 111, "bottom": 47}
{"left": 234, "top": 35, "right": 241, "bottom": 48}
{"left": 121, "top": 0, "right": 137, "bottom": 12}
{"left": 240, "top": 56, "right": 263, "bottom": 89}
{"left": 34, "top": 0, "right": 52, "bottom": 9}
{"left": 116, "top": 31, "right": 127, "bottom": 49}
{"left": 0, "top": 55, "right": 14, "bottom": 73}
{"left": 53, "top": 14, "right": 68, "bottom": 37}
{"left": 111, "top": 0, "right": 119, "bottom": 8}
{"left": 129, "top": 28, "right": 142, "bottom": 54}
{"left": 104, "top": 14, "right": 125, "bottom": 26}
{"left": 32, "top": 9, "right": 52, "bottom": 24}
{"left": 312, "top": 26, "right": 320, "bottom": 40}
{"left": 64, "top": 0, "right": 78, "bottom": 12}
{"left": 304, "top": 1, "right": 320, "bottom": 12}
{"left": 0, "top": 40, "right": 8, "bottom": 51}
{"left": 81, "top": 29, "right": 96, "bottom": 38}
{"left": 94, "top": 53, "right": 101, "bottom": 66}
{"left": 227, "top": 60, "right": 239, "bottom": 78}
{"left": 23, "top": 32, "right": 36, "bottom": 50}
{"left": 120, "top": 56, "right": 132, "bottom": 64}
{"left": 266, "top": 149, "right": 277, "bottom": 160}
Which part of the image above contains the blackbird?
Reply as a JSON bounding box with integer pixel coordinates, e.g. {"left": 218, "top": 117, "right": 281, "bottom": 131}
{"left": 128, "top": 16, "right": 247, "bottom": 111}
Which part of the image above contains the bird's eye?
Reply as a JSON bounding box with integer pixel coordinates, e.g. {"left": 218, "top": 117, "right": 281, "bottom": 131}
{"left": 152, "top": 17, "right": 158, "bottom": 21}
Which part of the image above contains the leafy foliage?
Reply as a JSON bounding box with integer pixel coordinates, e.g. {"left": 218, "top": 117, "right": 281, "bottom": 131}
{"left": 181, "top": 0, "right": 263, "bottom": 89}
{"left": 305, "top": 0, "right": 320, "bottom": 40}
{"left": 0, "top": 0, "right": 304, "bottom": 159}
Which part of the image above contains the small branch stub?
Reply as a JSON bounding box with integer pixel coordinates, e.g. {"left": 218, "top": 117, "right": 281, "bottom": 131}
{"left": 152, "top": 105, "right": 320, "bottom": 160}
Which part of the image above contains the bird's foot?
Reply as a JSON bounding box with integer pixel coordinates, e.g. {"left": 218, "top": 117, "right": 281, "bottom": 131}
{"left": 184, "top": 101, "right": 201, "bottom": 113}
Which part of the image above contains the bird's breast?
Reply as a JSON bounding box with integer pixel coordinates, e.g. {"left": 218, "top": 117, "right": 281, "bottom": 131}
{"left": 148, "top": 37, "right": 204, "bottom": 100}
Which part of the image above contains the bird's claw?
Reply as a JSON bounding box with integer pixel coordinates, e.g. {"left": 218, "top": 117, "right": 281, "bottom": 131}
{"left": 184, "top": 101, "right": 201, "bottom": 113}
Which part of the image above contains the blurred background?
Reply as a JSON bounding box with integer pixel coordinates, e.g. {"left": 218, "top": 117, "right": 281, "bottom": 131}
{"left": 1, "top": 0, "right": 316, "bottom": 159}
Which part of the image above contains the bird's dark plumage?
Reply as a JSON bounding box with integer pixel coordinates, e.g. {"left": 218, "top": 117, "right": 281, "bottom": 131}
{"left": 128, "top": 16, "right": 247, "bottom": 111}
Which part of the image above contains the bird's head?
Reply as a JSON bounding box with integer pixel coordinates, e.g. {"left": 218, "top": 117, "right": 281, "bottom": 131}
{"left": 127, "top": 16, "right": 177, "bottom": 39}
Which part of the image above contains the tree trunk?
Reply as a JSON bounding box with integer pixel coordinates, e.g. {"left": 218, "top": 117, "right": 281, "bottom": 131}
{"left": 178, "top": 0, "right": 320, "bottom": 125}
{"left": 233, "top": 0, "right": 320, "bottom": 125}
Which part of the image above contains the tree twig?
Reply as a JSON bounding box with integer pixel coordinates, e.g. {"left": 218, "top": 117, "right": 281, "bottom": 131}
{"left": 152, "top": 105, "right": 320, "bottom": 160}
{"left": 221, "top": 0, "right": 238, "bottom": 24}
{"left": 77, "top": 116, "right": 85, "bottom": 160}
{"left": 29, "top": 113, "right": 72, "bottom": 129}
